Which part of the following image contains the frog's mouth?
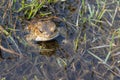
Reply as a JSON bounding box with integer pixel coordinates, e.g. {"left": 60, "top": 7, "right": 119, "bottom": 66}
{"left": 35, "top": 29, "right": 59, "bottom": 41}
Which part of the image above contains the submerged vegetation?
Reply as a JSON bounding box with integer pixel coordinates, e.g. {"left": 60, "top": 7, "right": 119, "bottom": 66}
{"left": 0, "top": 0, "right": 120, "bottom": 79}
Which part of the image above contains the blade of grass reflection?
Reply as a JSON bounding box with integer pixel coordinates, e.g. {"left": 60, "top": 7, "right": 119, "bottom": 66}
{"left": 56, "top": 57, "right": 67, "bottom": 68}
{"left": 0, "top": 25, "right": 23, "bottom": 58}
{"left": 87, "top": 50, "right": 104, "bottom": 62}
{"left": 87, "top": 50, "right": 120, "bottom": 77}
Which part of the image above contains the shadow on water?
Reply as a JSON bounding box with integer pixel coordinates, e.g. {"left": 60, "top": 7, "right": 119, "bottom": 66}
{"left": 37, "top": 40, "right": 59, "bottom": 56}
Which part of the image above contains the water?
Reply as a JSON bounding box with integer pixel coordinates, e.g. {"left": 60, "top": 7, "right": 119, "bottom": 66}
{"left": 0, "top": 0, "right": 120, "bottom": 80}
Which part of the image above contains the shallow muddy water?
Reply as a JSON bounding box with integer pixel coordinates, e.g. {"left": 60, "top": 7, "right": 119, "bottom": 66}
{"left": 0, "top": 0, "right": 120, "bottom": 80}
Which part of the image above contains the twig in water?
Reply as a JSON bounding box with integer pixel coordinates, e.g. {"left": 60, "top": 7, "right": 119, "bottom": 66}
{"left": 0, "top": 45, "right": 22, "bottom": 57}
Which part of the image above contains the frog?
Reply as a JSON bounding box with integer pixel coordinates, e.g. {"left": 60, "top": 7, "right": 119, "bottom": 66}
{"left": 25, "top": 19, "right": 59, "bottom": 41}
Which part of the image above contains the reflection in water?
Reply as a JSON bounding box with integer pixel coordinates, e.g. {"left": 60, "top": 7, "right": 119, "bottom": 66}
{"left": 36, "top": 40, "right": 59, "bottom": 56}
{"left": 0, "top": 49, "right": 4, "bottom": 61}
{"left": 36, "top": 39, "right": 70, "bottom": 58}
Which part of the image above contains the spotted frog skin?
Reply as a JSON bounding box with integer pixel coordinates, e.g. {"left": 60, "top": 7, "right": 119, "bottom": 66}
{"left": 25, "top": 19, "right": 59, "bottom": 41}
